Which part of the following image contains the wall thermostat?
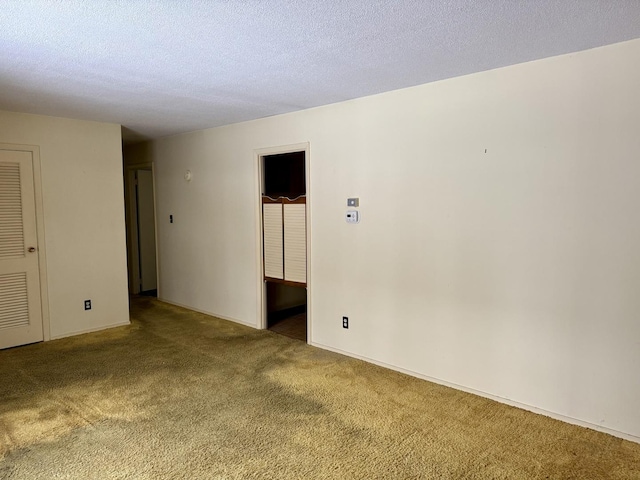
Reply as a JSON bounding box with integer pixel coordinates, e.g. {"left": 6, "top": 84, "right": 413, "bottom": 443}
{"left": 346, "top": 210, "right": 360, "bottom": 224}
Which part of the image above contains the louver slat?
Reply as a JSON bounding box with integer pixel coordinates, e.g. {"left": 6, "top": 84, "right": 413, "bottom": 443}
{"left": 0, "top": 162, "right": 24, "bottom": 259}
{"left": 263, "top": 203, "right": 284, "bottom": 280}
{"left": 0, "top": 273, "right": 29, "bottom": 330}
{"left": 283, "top": 204, "right": 306, "bottom": 284}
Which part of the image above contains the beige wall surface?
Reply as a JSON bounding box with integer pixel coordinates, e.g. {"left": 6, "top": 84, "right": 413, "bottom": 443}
{"left": 123, "top": 141, "right": 154, "bottom": 167}
{"left": 0, "top": 111, "right": 130, "bottom": 338}
{"left": 150, "top": 39, "right": 640, "bottom": 440}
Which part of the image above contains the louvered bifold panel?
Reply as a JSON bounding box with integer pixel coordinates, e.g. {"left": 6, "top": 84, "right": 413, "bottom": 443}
{"left": 0, "top": 272, "right": 29, "bottom": 330}
{"left": 0, "top": 162, "right": 24, "bottom": 259}
{"left": 263, "top": 203, "right": 284, "bottom": 279}
{"left": 283, "top": 203, "right": 306, "bottom": 284}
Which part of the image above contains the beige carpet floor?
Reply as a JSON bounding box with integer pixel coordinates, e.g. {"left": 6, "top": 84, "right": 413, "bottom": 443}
{"left": 1, "top": 297, "right": 639, "bottom": 479}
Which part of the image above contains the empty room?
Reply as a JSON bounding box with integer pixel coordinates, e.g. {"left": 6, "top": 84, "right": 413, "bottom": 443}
{"left": 1, "top": 1, "right": 640, "bottom": 478}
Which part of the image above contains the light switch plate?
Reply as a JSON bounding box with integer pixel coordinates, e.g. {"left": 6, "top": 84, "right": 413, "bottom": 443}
{"left": 347, "top": 198, "right": 359, "bottom": 207}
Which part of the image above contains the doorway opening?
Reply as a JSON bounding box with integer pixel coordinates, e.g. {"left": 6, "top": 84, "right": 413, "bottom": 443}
{"left": 259, "top": 147, "right": 309, "bottom": 342}
{"left": 124, "top": 164, "right": 158, "bottom": 297}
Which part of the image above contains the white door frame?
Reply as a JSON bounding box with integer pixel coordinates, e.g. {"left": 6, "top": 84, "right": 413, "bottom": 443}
{"left": 0, "top": 143, "right": 51, "bottom": 341}
{"left": 255, "top": 142, "right": 311, "bottom": 344}
{"left": 124, "top": 162, "right": 160, "bottom": 295}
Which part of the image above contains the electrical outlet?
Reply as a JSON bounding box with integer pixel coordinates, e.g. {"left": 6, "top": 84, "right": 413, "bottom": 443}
{"left": 84, "top": 300, "right": 92, "bottom": 310}
{"left": 342, "top": 316, "right": 349, "bottom": 329}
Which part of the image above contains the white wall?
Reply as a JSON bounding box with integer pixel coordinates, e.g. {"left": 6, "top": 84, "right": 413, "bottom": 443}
{"left": 136, "top": 169, "right": 158, "bottom": 292}
{"left": 267, "top": 283, "right": 307, "bottom": 313}
{"left": 0, "top": 111, "right": 130, "bottom": 338}
{"left": 150, "top": 39, "right": 640, "bottom": 440}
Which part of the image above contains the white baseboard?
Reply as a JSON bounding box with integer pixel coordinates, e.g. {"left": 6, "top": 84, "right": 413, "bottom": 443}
{"left": 158, "top": 297, "right": 258, "bottom": 329}
{"left": 311, "top": 341, "right": 640, "bottom": 444}
{"left": 51, "top": 321, "right": 131, "bottom": 340}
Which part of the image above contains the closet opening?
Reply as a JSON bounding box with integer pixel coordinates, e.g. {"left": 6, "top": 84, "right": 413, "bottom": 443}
{"left": 260, "top": 149, "right": 308, "bottom": 342}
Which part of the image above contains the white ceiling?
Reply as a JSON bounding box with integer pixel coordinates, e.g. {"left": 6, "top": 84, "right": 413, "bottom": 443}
{"left": 2, "top": 1, "right": 640, "bottom": 143}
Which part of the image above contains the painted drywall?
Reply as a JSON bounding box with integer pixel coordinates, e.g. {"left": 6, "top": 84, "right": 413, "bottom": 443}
{"left": 267, "top": 283, "right": 307, "bottom": 313}
{"left": 123, "top": 141, "right": 154, "bottom": 167}
{"left": 137, "top": 169, "right": 158, "bottom": 292}
{"left": 150, "top": 39, "right": 640, "bottom": 440}
{"left": 0, "top": 111, "right": 130, "bottom": 338}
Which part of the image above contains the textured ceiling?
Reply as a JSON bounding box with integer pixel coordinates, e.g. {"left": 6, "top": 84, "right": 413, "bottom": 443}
{"left": 1, "top": 1, "right": 640, "bottom": 143}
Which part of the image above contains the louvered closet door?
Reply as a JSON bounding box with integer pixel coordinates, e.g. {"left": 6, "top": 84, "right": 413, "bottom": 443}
{"left": 0, "top": 150, "right": 43, "bottom": 349}
{"left": 283, "top": 203, "right": 306, "bottom": 283}
{"left": 263, "top": 202, "right": 283, "bottom": 280}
